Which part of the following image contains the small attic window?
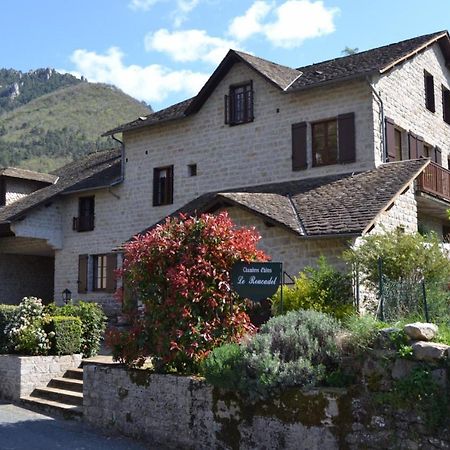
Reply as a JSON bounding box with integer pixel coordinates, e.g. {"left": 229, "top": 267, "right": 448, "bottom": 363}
{"left": 188, "top": 164, "right": 197, "bottom": 177}
{"left": 225, "top": 81, "right": 254, "bottom": 126}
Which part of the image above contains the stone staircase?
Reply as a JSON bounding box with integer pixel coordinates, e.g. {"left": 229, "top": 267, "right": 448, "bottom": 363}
{"left": 21, "top": 366, "right": 84, "bottom": 419}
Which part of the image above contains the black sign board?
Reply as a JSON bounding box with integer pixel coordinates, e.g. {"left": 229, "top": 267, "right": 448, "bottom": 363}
{"left": 230, "top": 262, "right": 282, "bottom": 301}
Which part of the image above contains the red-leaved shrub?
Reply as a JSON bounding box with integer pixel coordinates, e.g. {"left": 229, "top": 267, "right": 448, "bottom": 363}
{"left": 110, "top": 211, "right": 268, "bottom": 372}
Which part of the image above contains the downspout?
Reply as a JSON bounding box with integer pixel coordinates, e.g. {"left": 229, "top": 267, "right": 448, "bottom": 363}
{"left": 366, "top": 76, "right": 386, "bottom": 163}
{"left": 112, "top": 133, "right": 125, "bottom": 182}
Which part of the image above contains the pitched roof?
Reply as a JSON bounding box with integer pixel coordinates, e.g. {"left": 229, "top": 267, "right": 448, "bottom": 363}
{"left": 104, "top": 31, "right": 449, "bottom": 137}
{"left": 132, "top": 159, "right": 429, "bottom": 241}
{"left": 288, "top": 31, "right": 449, "bottom": 91}
{"left": 0, "top": 148, "right": 121, "bottom": 225}
{"left": 0, "top": 167, "right": 58, "bottom": 184}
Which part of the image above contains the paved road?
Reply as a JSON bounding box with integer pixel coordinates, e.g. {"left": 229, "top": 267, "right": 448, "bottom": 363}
{"left": 0, "top": 401, "right": 148, "bottom": 450}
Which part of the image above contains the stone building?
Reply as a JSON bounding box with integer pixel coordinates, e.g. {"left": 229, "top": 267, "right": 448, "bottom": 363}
{"left": 0, "top": 30, "right": 450, "bottom": 314}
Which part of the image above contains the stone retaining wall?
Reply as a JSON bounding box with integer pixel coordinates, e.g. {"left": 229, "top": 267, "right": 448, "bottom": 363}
{"left": 0, "top": 354, "right": 82, "bottom": 401}
{"left": 83, "top": 362, "right": 450, "bottom": 450}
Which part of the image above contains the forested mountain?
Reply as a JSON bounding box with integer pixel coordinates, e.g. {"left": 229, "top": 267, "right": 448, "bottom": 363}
{"left": 0, "top": 69, "right": 152, "bottom": 172}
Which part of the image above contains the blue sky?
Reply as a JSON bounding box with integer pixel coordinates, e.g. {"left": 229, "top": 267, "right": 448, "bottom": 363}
{"left": 1, "top": 0, "right": 449, "bottom": 111}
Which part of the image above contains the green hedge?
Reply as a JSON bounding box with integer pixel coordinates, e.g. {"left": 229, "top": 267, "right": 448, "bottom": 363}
{"left": 0, "top": 305, "right": 18, "bottom": 353}
{"left": 46, "top": 316, "right": 82, "bottom": 355}
{"left": 45, "top": 301, "right": 106, "bottom": 357}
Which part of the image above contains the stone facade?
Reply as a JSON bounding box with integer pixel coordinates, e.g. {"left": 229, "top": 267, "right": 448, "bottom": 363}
{"left": 83, "top": 362, "right": 450, "bottom": 450}
{"left": 0, "top": 254, "right": 54, "bottom": 304}
{"left": 1, "top": 40, "right": 450, "bottom": 311}
{"left": 373, "top": 44, "right": 450, "bottom": 167}
{"left": 226, "top": 206, "right": 351, "bottom": 276}
{"left": 4, "top": 178, "right": 47, "bottom": 206}
{"left": 0, "top": 354, "right": 82, "bottom": 401}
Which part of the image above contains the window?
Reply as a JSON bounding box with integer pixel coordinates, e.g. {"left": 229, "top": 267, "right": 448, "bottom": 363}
{"left": 73, "top": 196, "right": 95, "bottom": 232}
{"left": 443, "top": 85, "right": 450, "bottom": 124}
{"left": 311, "top": 113, "right": 356, "bottom": 167}
{"left": 78, "top": 253, "right": 117, "bottom": 293}
{"left": 423, "top": 143, "right": 431, "bottom": 158}
{"left": 188, "top": 164, "right": 197, "bottom": 177}
{"left": 394, "top": 129, "right": 402, "bottom": 161}
{"left": 312, "top": 119, "right": 338, "bottom": 166}
{"left": 93, "top": 255, "right": 107, "bottom": 291}
{"left": 424, "top": 71, "right": 435, "bottom": 112}
{"left": 153, "top": 166, "right": 173, "bottom": 206}
{"left": 225, "top": 81, "right": 253, "bottom": 125}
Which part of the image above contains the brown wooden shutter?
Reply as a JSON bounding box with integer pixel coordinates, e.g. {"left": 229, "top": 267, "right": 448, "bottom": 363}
{"left": 424, "top": 72, "right": 435, "bottom": 112}
{"left": 291, "top": 122, "right": 307, "bottom": 170}
{"left": 338, "top": 113, "right": 356, "bottom": 163}
{"left": 416, "top": 135, "right": 424, "bottom": 158}
{"left": 443, "top": 87, "right": 450, "bottom": 124}
{"left": 436, "top": 147, "right": 442, "bottom": 165}
{"left": 224, "top": 95, "right": 229, "bottom": 124}
{"left": 152, "top": 168, "right": 159, "bottom": 206}
{"left": 106, "top": 253, "right": 118, "bottom": 293}
{"left": 385, "top": 118, "right": 396, "bottom": 161}
{"left": 408, "top": 132, "right": 418, "bottom": 159}
{"left": 167, "top": 165, "right": 174, "bottom": 204}
{"left": 78, "top": 254, "right": 88, "bottom": 294}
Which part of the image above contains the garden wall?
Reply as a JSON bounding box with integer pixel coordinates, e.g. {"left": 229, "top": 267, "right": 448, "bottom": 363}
{"left": 0, "top": 354, "right": 82, "bottom": 401}
{"left": 83, "top": 361, "right": 450, "bottom": 450}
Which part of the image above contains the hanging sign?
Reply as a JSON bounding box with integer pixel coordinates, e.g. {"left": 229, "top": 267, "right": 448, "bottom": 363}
{"left": 230, "top": 262, "right": 282, "bottom": 301}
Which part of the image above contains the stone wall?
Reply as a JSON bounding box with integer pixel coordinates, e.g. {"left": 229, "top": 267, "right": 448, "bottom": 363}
{"left": 5, "top": 178, "right": 47, "bottom": 206}
{"left": 373, "top": 43, "right": 450, "bottom": 167}
{"left": 83, "top": 361, "right": 450, "bottom": 450}
{"left": 226, "top": 206, "right": 351, "bottom": 276}
{"left": 0, "top": 254, "right": 54, "bottom": 304}
{"left": 0, "top": 354, "right": 82, "bottom": 401}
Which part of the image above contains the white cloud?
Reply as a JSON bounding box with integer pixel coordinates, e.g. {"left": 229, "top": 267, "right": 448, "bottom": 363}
{"left": 173, "top": 0, "right": 200, "bottom": 27}
{"left": 145, "top": 28, "right": 238, "bottom": 64}
{"left": 265, "top": 0, "right": 339, "bottom": 48}
{"left": 228, "top": 0, "right": 338, "bottom": 48}
{"left": 129, "top": 0, "right": 160, "bottom": 11}
{"left": 70, "top": 47, "right": 208, "bottom": 105}
{"left": 129, "top": 0, "right": 200, "bottom": 26}
{"left": 228, "top": 1, "right": 272, "bottom": 41}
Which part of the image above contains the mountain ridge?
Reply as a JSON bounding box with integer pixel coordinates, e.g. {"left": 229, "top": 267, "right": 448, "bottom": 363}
{"left": 0, "top": 68, "right": 152, "bottom": 172}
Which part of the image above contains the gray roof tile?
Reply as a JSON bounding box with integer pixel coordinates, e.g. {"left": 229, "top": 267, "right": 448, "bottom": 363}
{"left": 0, "top": 148, "right": 121, "bottom": 224}
{"left": 133, "top": 159, "right": 429, "bottom": 240}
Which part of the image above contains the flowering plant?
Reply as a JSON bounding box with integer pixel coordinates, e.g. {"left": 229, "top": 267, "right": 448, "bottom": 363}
{"left": 5, "top": 297, "right": 53, "bottom": 355}
{"left": 110, "top": 211, "right": 268, "bottom": 372}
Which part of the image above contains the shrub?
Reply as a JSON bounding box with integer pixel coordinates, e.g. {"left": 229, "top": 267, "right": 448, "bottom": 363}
{"left": 46, "top": 316, "right": 82, "bottom": 355}
{"left": 0, "top": 305, "right": 18, "bottom": 353}
{"left": 344, "top": 230, "right": 450, "bottom": 288}
{"left": 202, "top": 309, "right": 343, "bottom": 398}
{"left": 115, "top": 212, "right": 268, "bottom": 372}
{"left": 272, "top": 257, "right": 354, "bottom": 319}
{"left": 5, "top": 297, "right": 51, "bottom": 355}
{"left": 47, "top": 301, "right": 106, "bottom": 357}
{"left": 342, "top": 314, "right": 386, "bottom": 352}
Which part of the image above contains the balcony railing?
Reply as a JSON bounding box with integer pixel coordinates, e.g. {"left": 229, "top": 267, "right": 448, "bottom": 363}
{"left": 73, "top": 215, "right": 95, "bottom": 232}
{"left": 416, "top": 161, "right": 450, "bottom": 202}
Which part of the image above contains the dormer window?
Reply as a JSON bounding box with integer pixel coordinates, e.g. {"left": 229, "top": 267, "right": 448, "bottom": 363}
{"left": 225, "top": 81, "right": 254, "bottom": 125}
{"left": 73, "top": 196, "right": 95, "bottom": 232}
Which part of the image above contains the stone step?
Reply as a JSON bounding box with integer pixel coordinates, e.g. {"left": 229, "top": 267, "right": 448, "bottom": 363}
{"left": 64, "top": 368, "right": 84, "bottom": 380}
{"left": 48, "top": 377, "right": 83, "bottom": 393}
{"left": 31, "top": 386, "right": 83, "bottom": 406}
{"left": 20, "top": 396, "right": 83, "bottom": 420}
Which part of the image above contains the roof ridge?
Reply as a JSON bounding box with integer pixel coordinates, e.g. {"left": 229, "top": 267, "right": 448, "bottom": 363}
{"left": 295, "top": 30, "right": 446, "bottom": 71}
